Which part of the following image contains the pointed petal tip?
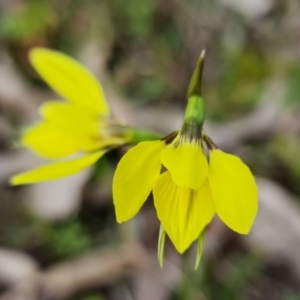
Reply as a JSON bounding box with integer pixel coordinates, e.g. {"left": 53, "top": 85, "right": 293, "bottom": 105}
{"left": 237, "top": 228, "right": 251, "bottom": 235}
{"left": 29, "top": 47, "right": 53, "bottom": 64}
{"left": 29, "top": 46, "right": 45, "bottom": 54}
{"left": 116, "top": 219, "right": 124, "bottom": 224}
{"left": 10, "top": 175, "right": 33, "bottom": 186}
{"left": 28, "top": 47, "right": 42, "bottom": 58}
{"left": 229, "top": 218, "right": 256, "bottom": 235}
{"left": 9, "top": 177, "right": 18, "bottom": 186}
{"left": 115, "top": 214, "right": 127, "bottom": 224}
{"left": 8, "top": 151, "right": 104, "bottom": 186}
{"left": 176, "top": 245, "right": 188, "bottom": 254}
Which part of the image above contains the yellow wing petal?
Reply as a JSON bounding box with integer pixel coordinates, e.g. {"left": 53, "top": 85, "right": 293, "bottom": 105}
{"left": 113, "top": 140, "right": 165, "bottom": 223}
{"left": 208, "top": 150, "right": 258, "bottom": 234}
{"left": 29, "top": 48, "right": 109, "bottom": 114}
{"left": 10, "top": 151, "right": 105, "bottom": 185}
{"left": 22, "top": 121, "right": 81, "bottom": 159}
{"left": 153, "top": 172, "right": 215, "bottom": 253}
{"left": 160, "top": 141, "right": 208, "bottom": 190}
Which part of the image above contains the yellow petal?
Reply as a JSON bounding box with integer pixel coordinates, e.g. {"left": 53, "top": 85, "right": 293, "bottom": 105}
{"left": 10, "top": 151, "right": 105, "bottom": 185}
{"left": 40, "top": 101, "right": 102, "bottom": 151}
{"left": 40, "top": 101, "right": 98, "bottom": 121}
{"left": 22, "top": 121, "right": 81, "bottom": 159}
{"left": 29, "top": 48, "right": 109, "bottom": 114}
{"left": 113, "top": 140, "right": 165, "bottom": 223}
{"left": 160, "top": 140, "right": 208, "bottom": 190}
{"left": 41, "top": 102, "right": 126, "bottom": 150}
{"left": 208, "top": 150, "right": 258, "bottom": 234}
{"left": 153, "top": 172, "right": 215, "bottom": 253}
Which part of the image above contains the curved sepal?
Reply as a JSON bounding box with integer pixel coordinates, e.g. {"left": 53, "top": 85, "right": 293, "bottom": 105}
{"left": 113, "top": 140, "right": 165, "bottom": 223}
{"left": 208, "top": 150, "right": 258, "bottom": 234}
{"left": 11, "top": 151, "right": 105, "bottom": 185}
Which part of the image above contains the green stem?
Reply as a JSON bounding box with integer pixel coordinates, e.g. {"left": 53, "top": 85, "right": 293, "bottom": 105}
{"left": 129, "top": 127, "right": 162, "bottom": 144}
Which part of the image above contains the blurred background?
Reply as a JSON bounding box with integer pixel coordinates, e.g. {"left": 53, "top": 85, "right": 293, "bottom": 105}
{"left": 0, "top": 0, "right": 300, "bottom": 299}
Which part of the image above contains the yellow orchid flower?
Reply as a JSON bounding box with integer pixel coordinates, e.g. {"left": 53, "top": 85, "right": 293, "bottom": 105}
{"left": 10, "top": 48, "right": 131, "bottom": 185}
{"left": 113, "top": 51, "right": 258, "bottom": 256}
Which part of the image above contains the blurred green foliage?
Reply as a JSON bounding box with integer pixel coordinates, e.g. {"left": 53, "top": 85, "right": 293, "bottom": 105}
{"left": 0, "top": 0, "right": 54, "bottom": 40}
{"left": 287, "top": 66, "right": 300, "bottom": 104}
{"left": 0, "top": 204, "right": 92, "bottom": 260}
{"left": 176, "top": 251, "right": 262, "bottom": 300}
{"left": 44, "top": 220, "right": 92, "bottom": 258}
{"left": 206, "top": 49, "right": 271, "bottom": 120}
